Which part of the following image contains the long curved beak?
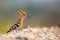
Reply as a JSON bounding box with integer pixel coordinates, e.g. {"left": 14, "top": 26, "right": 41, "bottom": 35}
{"left": 27, "top": 15, "right": 31, "bottom": 19}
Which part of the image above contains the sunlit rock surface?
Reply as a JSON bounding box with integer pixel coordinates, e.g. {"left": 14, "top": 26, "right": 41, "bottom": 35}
{"left": 0, "top": 26, "right": 60, "bottom": 40}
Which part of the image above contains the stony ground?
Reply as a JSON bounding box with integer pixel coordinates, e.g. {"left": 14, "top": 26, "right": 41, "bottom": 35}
{"left": 0, "top": 26, "right": 60, "bottom": 40}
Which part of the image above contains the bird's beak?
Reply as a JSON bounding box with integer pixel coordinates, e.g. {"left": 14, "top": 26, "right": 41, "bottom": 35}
{"left": 27, "top": 15, "right": 31, "bottom": 19}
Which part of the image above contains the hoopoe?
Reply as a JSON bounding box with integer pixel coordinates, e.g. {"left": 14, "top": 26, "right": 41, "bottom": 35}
{"left": 7, "top": 9, "right": 27, "bottom": 33}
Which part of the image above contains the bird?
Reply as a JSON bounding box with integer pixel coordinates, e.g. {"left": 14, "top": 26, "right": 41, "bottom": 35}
{"left": 7, "top": 9, "right": 27, "bottom": 33}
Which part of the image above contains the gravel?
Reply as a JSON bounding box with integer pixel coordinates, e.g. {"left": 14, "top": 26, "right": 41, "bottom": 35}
{"left": 0, "top": 26, "right": 60, "bottom": 40}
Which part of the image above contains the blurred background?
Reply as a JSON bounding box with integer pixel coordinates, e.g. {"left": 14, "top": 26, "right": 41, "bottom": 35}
{"left": 0, "top": 0, "right": 60, "bottom": 33}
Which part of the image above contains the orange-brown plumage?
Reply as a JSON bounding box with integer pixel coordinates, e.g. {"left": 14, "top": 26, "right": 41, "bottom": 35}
{"left": 7, "top": 9, "right": 27, "bottom": 33}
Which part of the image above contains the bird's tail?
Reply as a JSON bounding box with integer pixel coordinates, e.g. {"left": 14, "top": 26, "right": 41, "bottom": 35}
{"left": 7, "top": 24, "right": 19, "bottom": 33}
